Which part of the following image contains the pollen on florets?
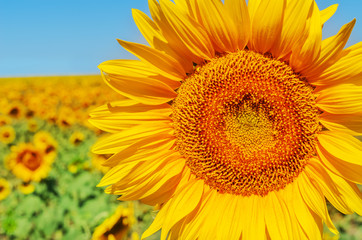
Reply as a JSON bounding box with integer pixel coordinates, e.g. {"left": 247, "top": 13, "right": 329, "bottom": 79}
{"left": 172, "top": 50, "right": 320, "bottom": 197}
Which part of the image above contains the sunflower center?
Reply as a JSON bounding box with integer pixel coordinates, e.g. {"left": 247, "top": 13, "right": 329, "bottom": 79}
{"left": 19, "top": 150, "right": 42, "bottom": 171}
{"left": 172, "top": 50, "right": 320, "bottom": 196}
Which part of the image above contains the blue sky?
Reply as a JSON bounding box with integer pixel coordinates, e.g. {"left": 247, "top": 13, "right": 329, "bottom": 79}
{"left": 0, "top": 0, "right": 361, "bottom": 77}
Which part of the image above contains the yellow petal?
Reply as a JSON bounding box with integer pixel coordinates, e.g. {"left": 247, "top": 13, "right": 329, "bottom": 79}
{"left": 289, "top": 2, "right": 322, "bottom": 72}
{"left": 277, "top": 182, "right": 309, "bottom": 239}
{"left": 89, "top": 102, "right": 171, "bottom": 133}
{"left": 101, "top": 71, "right": 177, "bottom": 105}
{"left": 132, "top": 9, "right": 164, "bottom": 47}
{"left": 161, "top": 179, "right": 204, "bottom": 240}
{"left": 98, "top": 162, "right": 140, "bottom": 187}
{"left": 92, "top": 123, "right": 173, "bottom": 154}
{"left": 89, "top": 100, "right": 171, "bottom": 117}
{"left": 215, "top": 194, "right": 243, "bottom": 240}
{"left": 132, "top": 8, "right": 194, "bottom": 73}
{"left": 142, "top": 198, "right": 172, "bottom": 239}
{"left": 310, "top": 42, "right": 362, "bottom": 86}
{"left": 298, "top": 172, "right": 338, "bottom": 234}
{"left": 265, "top": 191, "right": 294, "bottom": 240}
{"left": 316, "top": 84, "right": 362, "bottom": 114}
{"left": 327, "top": 172, "right": 362, "bottom": 215}
{"left": 103, "top": 134, "right": 175, "bottom": 167}
{"left": 320, "top": 4, "right": 338, "bottom": 25}
{"left": 159, "top": 0, "right": 214, "bottom": 60}
{"left": 242, "top": 195, "right": 266, "bottom": 239}
{"left": 248, "top": 0, "right": 286, "bottom": 53}
{"left": 320, "top": 113, "right": 362, "bottom": 136}
{"left": 148, "top": 0, "right": 204, "bottom": 65}
{"left": 271, "top": 0, "right": 312, "bottom": 58}
{"left": 292, "top": 178, "right": 323, "bottom": 240}
{"left": 179, "top": 189, "right": 213, "bottom": 240}
{"left": 318, "top": 131, "right": 362, "bottom": 166}
{"left": 305, "top": 159, "right": 354, "bottom": 214}
{"left": 197, "top": 190, "right": 227, "bottom": 240}
{"left": 224, "top": 0, "right": 250, "bottom": 50}
{"left": 117, "top": 159, "right": 185, "bottom": 202}
{"left": 197, "top": 0, "right": 238, "bottom": 52}
{"left": 117, "top": 39, "right": 185, "bottom": 79}
{"left": 316, "top": 143, "right": 362, "bottom": 184}
{"left": 303, "top": 19, "right": 356, "bottom": 77}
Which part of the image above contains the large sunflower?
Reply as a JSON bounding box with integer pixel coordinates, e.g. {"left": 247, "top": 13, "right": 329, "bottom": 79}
{"left": 90, "top": 0, "right": 362, "bottom": 239}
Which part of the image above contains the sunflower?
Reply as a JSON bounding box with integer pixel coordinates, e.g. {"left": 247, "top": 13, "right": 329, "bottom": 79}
{"left": 33, "top": 131, "right": 58, "bottom": 159}
{"left": 92, "top": 204, "right": 135, "bottom": 240}
{"left": 0, "top": 114, "right": 11, "bottom": 127}
{"left": 6, "top": 101, "right": 26, "bottom": 119}
{"left": 0, "top": 125, "right": 16, "bottom": 144}
{"left": 0, "top": 178, "right": 11, "bottom": 201}
{"left": 69, "top": 131, "right": 85, "bottom": 145}
{"left": 27, "top": 119, "right": 39, "bottom": 132}
{"left": 5, "top": 143, "right": 54, "bottom": 182}
{"left": 18, "top": 181, "right": 35, "bottom": 195}
{"left": 90, "top": 0, "right": 362, "bottom": 239}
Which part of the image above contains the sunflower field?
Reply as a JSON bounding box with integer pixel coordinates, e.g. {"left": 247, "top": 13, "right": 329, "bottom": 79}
{"left": 0, "top": 76, "right": 160, "bottom": 240}
{"left": 0, "top": 75, "right": 361, "bottom": 240}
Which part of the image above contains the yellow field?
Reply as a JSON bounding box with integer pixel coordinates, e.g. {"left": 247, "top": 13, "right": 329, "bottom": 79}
{"left": 0, "top": 76, "right": 157, "bottom": 240}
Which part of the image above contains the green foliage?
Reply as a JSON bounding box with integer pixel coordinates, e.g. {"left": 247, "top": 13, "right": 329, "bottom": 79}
{"left": 0, "top": 118, "right": 155, "bottom": 239}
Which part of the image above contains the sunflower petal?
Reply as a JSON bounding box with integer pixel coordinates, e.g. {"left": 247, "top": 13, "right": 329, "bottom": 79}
{"left": 242, "top": 195, "right": 266, "bottom": 239}
{"left": 92, "top": 124, "right": 173, "bottom": 154}
{"left": 303, "top": 19, "right": 356, "bottom": 77}
{"left": 320, "top": 113, "right": 362, "bottom": 136}
{"left": 248, "top": 0, "right": 286, "bottom": 53}
{"left": 316, "top": 84, "right": 362, "bottom": 114}
{"left": 289, "top": 2, "right": 322, "bottom": 72}
{"left": 159, "top": 0, "right": 214, "bottom": 60}
{"left": 101, "top": 71, "right": 177, "bottom": 105}
{"left": 292, "top": 180, "right": 323, "bottom": 239}
{"left": 161, "top": 179, "right": 204, "bottom": 240}
{"left": 196, "top": 0, "right": 238, "bottom": 52}
{"left": 318, "top": 131, "right": 362, "bottom": 165}
{"left": 117, "top": 39, "right": 186, "bottom": 79}
{"left": 103, "top": 134, "right": 175, "bottom": 167}
{"left": 320, "top": 4, "right": 338, "bottom": 25}
{"left": 265, "top": 191, "right": 294, "bottom": 239}
{"left": 224, "top": 0, "right": 250, "bottom": 50}
{"left": 317, "top": 143, "right": 362, "bottom": 184}
{"left": 142, "top": 199, "right": 172, "bottom": 239}
{"left": 310, "top": 42, "right": 362, "bottom": 86}
{"left": 271, "top": 0, "right": 312, "bottom": 58}
{"left": 305, "top": 159, "right": 355, "bottom": 214}
{"left": 116, "top": 159, "right": 185, "bottom": 202}
{"left": 298, "top": 172, "right": 338, "bottom": 234}
{"left": 327, "top": 172, "right": 362, "bottom": 215}
{"left": 132, "top": 9, "right": 164, "bottom": 47}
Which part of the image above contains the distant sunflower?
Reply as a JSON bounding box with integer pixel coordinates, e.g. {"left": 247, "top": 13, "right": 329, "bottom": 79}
{"left": 0, "top": 178, "right": 11, "bottom": 200}
{"left": 92, "top": 204, "right": 135, "bottom": 240}
{"left": 0, "top": 125, "right": 16, "bottom": 144}
{"left": 5, "top": 143, "right": 53, "bottom": 182}
{"left": 0, "top": 115, "right": 11, "bottom": 127}
{"left": 6, "top": 101, "right": 26, "bottom": 119}
{"left": 69, "top": 131, "right": 85, "bottom": 145}
{"left": 27, "top": 119, "right": 39, "bottom": 132}
{"left": 18, "top": 181, "right": 35, "bottom": 195}
{"left": 33, "top": 131, "right": 57, "bottom": 159}
{"left": 90, "top": 0, "right": 362, "bottom": 239}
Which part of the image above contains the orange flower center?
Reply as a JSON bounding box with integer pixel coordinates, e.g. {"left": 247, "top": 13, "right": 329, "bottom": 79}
{"left": 18, "top": 150, "right": 42, "bottom": 171}
{"left": 172, "top": 50, "right": 320, "bottom": 196}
